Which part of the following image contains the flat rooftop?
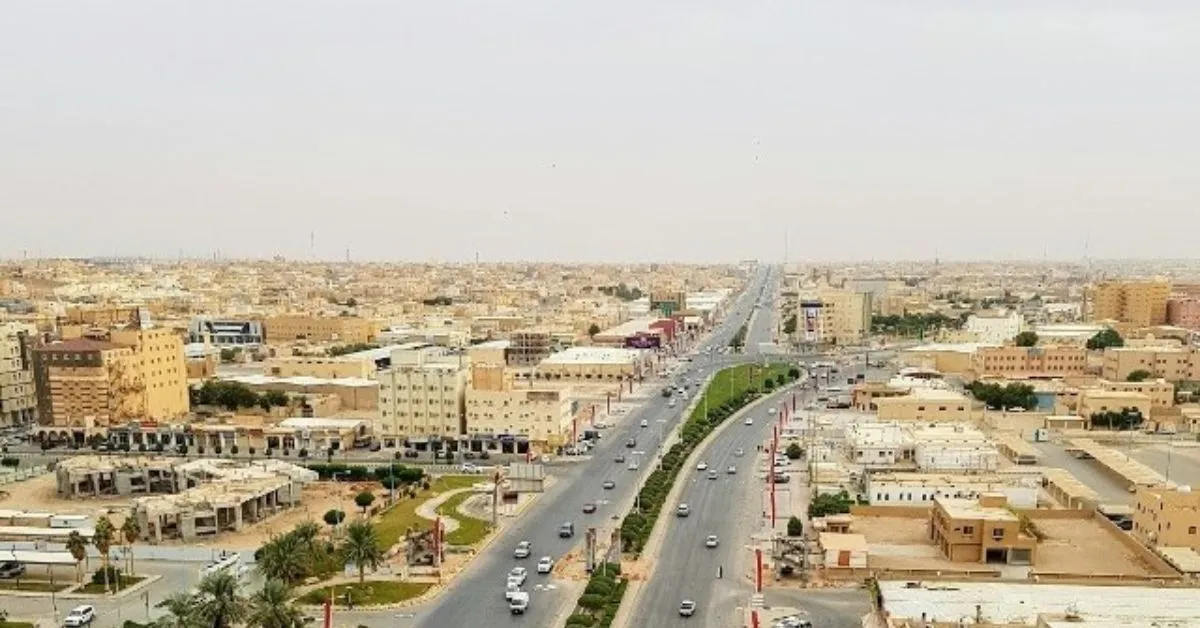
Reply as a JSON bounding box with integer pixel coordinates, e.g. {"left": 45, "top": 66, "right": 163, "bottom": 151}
{"left": 934, "top": 495, "right": 1018, "bottom": 521}
{"left": 222, "top": 374, "right": 377, "bottom": 388}
{"left": 541, "top": 347, "right": 642, "bottom": 365}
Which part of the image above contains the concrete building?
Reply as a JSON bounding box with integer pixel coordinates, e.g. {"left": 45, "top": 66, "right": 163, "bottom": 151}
{"left": 1133, "top": 485, "right": 1200, "bottom": 551}
{"left": 794, "top": 287, "right": 872, "bottom": 346}
{"left": 971, "top": 345, "right": 1088, "bottom": 379}
{"left": 56, "top": 455, "right": 178, "bottom": 498}
{"left": 867, "top": 470, "right": 1040, "bottom": 509}
{"left": 592, "top": 318, "right": 676, "bottom": 349}
{"left": 898, "top": 343, "right": 990, "bottom": 376}
{"left": 536, "top": 347, "right": 646, "bottom": 381}
{"left": 1168, "top": 298, "right": 1200, "bottom": 331}
{"left": 818, "top": 532, "right": 868, "bottom": 569}
{"left": 1031, "top": 323, "right": 1108, "bottom": 346}
{"left": 107, "top": 327, "right": 189, "bottom": 422}
{"left": 965, "top": 311, "right": 1024, "bottom": 345}
{"left": 507, "top": 330, "right": 553, "bottom": 368}
{"left": 464, "top": 364, "right": 577, "bottom": 447}
{"left": 187, "top": 317, "right": 264, "bottom": 346}
{"left": 0, "top": 322, "right": 36, "bottom": 426}
{"left": 32, "top": 338, "right": 139, "bottom": 431}
{"left": 874, "top": 388, "right": 972, "bottom": 422}
{"left": 375, "top": 345, "right": 469, "bottom": 446}
{"left": 1092, "top": 279, "right": 1170, "bottom": 327}
{"left": 929, "top": 493, "right": 1037, "bottom": 564}
{"left": 910, "top": 423, "right": 999, "bottom": 472}
{"left": 1102, "top": 346, "right": 1199, "bottom": 382}
{"left": 263, "top": 314, "right": 376, "bottom": 344}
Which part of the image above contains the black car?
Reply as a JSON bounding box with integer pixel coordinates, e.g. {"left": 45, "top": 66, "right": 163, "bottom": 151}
{"left": 582, "top": 503, "right": 597, "bottom": 514}
{"left": 625, "top": 438, "right": 636, "bottom": 448}
{"left": 614, "top": 454, "right": 626, "bottom": 463}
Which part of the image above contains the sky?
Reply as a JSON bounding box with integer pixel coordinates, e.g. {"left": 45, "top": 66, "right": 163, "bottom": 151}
{"left": 2, "top": 1, "right": 1199, "bottom": 263}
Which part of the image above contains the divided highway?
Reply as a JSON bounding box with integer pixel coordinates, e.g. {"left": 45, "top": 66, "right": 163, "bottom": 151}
{"left": 413, "top": 267, "right": 774, "bottom": 627}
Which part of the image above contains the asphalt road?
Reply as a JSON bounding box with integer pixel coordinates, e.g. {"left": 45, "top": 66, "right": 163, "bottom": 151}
{"left": 410, "top": 267, "right": 775, "bottom": 628}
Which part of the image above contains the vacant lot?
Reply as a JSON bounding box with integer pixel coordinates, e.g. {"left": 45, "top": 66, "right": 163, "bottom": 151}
{"left": 1034, "top": 518, "right": 1166, "bottom": 576}
{"left": 854, "top": 516, "right": 930, "bottom": 545}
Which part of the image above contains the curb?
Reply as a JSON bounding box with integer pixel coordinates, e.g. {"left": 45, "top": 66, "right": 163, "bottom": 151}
{"left": 612, "top": 377, "right": 799, "bottom": 628}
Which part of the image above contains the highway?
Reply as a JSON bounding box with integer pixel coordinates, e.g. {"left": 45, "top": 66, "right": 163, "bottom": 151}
{"left": 411, "top": 266, "right": 774, "bottom": 628}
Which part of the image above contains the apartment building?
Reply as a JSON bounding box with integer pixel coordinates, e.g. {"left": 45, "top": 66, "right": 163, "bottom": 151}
{"left": 59, "top": 305, "right": 142, "bottom": 328}
{"left": 263, "top": 314, "right": 376, "bottom": 344}
{"left": 1133, "top": 485, "right": 1200, "bottom": 551}
{"left": 464, "top": 364, "right": 576, "bottom": 447}
{"left": 0, "top": 323, "right": 36, "bottom": 426}
{"left": 108, "top": 327, "right": 189, "bottom": 422}
{"left": 1167, "top": 298, "right": 1200, "bottom": 331}
{"left": 375, "top": 346, "right": 469, "bottom": 446}
{"left": 965, "top": 311, "right": 1023, "bottom": 345}
{"left": 797, "top": 287, "right": 872, "bottom": 346}
{"left": 508, "top": 330, "right": 553, "bottom": 367}
{"left": 970, "top": 345, "right": 1087, "bottom": 378}
{"left": 1092, "top": 280, "right": 1170, "bottom": 326}
{"left": 929, "top": 494, "right": 1037, "bottom": 565}
{"left": 1102, "top": 347, "right": 1198, "bottom": 382}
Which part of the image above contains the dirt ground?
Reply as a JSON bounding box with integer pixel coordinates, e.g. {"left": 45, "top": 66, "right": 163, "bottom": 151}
{"left": 854, "top": 516, "right": 930, "bottom": 545}
{"left": 1033, "top": 518, "right": 1165, "bottom": 576}
{"left": 0, "top": 473, "right": 130, "bottom": 516}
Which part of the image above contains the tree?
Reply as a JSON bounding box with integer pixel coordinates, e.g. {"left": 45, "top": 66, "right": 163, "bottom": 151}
{"left": 588, "top": 323, "right": 601, "bottom": 338}
{"left": 964, "top": 381, "right": 1037, "bottom": 411}
{"left": 782, "top": 314, "right": 797, "bottom": 336}
{"left": 247, "top": 578, "right": 305, "bottom": 628}
{"left": 195, "top": 570, "right": 248, "bottom": 628}
{"left": 808, "top": 491, "right": 854, "bottom": 518}
{"left": 787, "top": 516, "right": 804, "bottom": 537}
{"left": 1127, "top": 369, "right": 1153, "bottom": 382}
{"left": 256, "top": 533, "right": 309, "bottom": 584}
{"left": 93, "top": 515, "right": 116, "bottom": 593}
{"left": 155, "top": 591, "right": 204, "bottom": 628}
{"left": 785, "top": 442, "right": 803, "bottom": 460}
{"left": 120, "top": 515, "right": 141, "bottom": 576}
{"left": 323, "top": 509, "right": 346, "bottom": 527}
{"left": 1014, "top": 331, "right": 1039, "bottom": 347}
{"left": 354, "top": 490, "right": 376, "bottom": 513}
{"left": 1087, "top": 328, "right": 1125, "bottom": 350}
{"left": 66, "top": 530, "right": 88, "bottom": 582}
{"left": 341, "top": 520, "right": 383, "bottom": 583}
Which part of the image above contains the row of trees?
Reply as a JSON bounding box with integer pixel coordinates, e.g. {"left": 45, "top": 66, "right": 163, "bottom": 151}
{"left": 191, "top": 381, "right": 290, "bottom": 411}
{"left": 256, "top": 519, "right": 384, "bottom": 585}
{"left": 808, "top": 490, "right": 854, "bottom": 519}
{"left": 152, "top": 570, "right": 306, "bottom": 628}
{"left": 63, "top": 514, "right": 141, "bottom": 589}
{"left": 1089, "top": 408, "right": 1145, "bottom": 431}
{"left": 597, "top": 283, "right": 643, "bottom": 301}
{"left": 303, "top": 462, "right": 427, "bottom": 491}
{"left": 964, "top": 381, "right": 1037, "bottom": 411}
{"left": 565, "top": 563, "right": 626, "bottom": 628}
{"left": 328, "top": 342, "right": 379, "bottom": 356}
{"left": 870, "top": 313, "right": 965, "bottom": 337}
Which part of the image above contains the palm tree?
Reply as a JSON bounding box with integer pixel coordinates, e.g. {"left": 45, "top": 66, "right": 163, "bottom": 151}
{"left": 195, "top": 570, "right": 248, "bottom": 628}
{"left": 93, "top": 515, "right": 116, "bottom": 592}
{"left": 341, "top": 520, "right": 383, "bottom": 583}
{"left": 155, "top": 591, "right": 203, "bottom": 628}
{"left": 65, "top": 530, "right": 88, "bottom": 583}
{"left": 290, "top": 521, "right": 320, "bottom": 548}
{"left": 121, "top": 514, "right": 141, "bottom": 575}
{"left": 256, "top": 534, "right": 308, "bottom": 584}
{"left": 247, "top": 579, "right": 305, "bottom": 628}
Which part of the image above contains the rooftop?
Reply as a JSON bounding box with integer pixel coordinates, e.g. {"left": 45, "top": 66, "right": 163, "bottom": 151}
{"left": 277, "top": 417, "right": 368, "bottom": 430}
{"left": 541, "top": 346, "right": 642, "bottom": 365}
{"left": 934, "top": 495, "right": 1018, "bottom": 521}
{"left": 35, "top": 337, "right": 122, "bottom": 353}
{"left": 221, "top": 374, "right": 377, "bottom": 388}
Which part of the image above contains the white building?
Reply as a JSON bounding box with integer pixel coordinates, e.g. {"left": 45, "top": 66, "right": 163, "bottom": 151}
{"left": 376, "top": 345, "right": 470, "bottom": 446}
{"left": 866, "top": 470, "right": 1041, "bottom": 508}
{"left": 909, "top": 423, "right": 999, "bottom": 472}
{"left": 845, "top": 423, "right": 909, "bottom": 467}
{"left": 966, "top": 311, "right": 1024, "bottom": 345}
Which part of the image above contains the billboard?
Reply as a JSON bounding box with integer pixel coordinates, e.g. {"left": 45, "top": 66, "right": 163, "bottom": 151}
{"left": 624, "top": 333, "right": 662, "bottom": 349}
{"left": 800, "top": 301, "right": 822, "bottom": 343}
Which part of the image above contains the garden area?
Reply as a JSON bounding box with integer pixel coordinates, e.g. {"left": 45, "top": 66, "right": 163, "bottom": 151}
{"left": 375, "top": 475, "right": 481, "bottom": 548}
{"left": 435, "top": 489, "right": 493, "bottom": 546}
{"left": 564, "top": 563, "right": 626, "bottom": 628}
{"left": 297, "top": 580, "right": 432, "bottom": 606}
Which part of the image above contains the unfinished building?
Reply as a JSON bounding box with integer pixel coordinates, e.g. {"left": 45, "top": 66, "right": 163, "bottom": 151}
{"left": 133, "top": 459, "right": 317, "bottom": 543}
{"left": 55, "top": 455, "right": 180, "bottom": 498}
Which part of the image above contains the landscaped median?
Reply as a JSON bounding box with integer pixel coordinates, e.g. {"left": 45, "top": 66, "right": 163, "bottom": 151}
{"left": 561, "top": 362, "right": 800, "bottom": 628}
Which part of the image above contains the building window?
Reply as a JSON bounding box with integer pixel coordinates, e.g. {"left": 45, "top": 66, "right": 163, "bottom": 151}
{"left": 962, "top": 526, "right": 974, "bottom": 535}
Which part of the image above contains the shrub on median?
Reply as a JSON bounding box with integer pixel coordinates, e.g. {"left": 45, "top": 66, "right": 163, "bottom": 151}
{"left": 565, "top": 564, "right": 625, "bottom": 628}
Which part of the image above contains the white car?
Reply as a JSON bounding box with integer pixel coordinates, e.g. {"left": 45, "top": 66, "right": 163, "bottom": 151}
{"left": 64, "top": 606, "right": 96, "bottom": 627}
{"left": 640, "top": 419, "right": 649, "bottom": 428}
{"left": 680, "top": 599, "right": 698, "bottom": 617}
{"left": 537, "top": 556, "right": 554, "bottom": 574}
{"left": 459, "top": 463, "right": 480, "bottom": 474}
{"left": 509, "top": 566, "right": 527, "bottom": 586}
{"left": 697, "top": 462, "right": 708, "bottom": 471}
{"left": 744, "top": 417, "right": 754, "bottom": 425}
{"left": 628, "top": 461, "right": 640, "bottom": 471}
{"left": 734, "top": 448, "right": 745, "bottom": 457}
{"left": 727, "top": 465, "right": 736, "bottom": 474}
{"left": 705, "top": 535, "right": 719, "bottom": 548}
{"left": 768, "top": 407, "right": 778, "bottom": 414}
{"left": 514, "top": 541, "right": 532, "bottom": 559}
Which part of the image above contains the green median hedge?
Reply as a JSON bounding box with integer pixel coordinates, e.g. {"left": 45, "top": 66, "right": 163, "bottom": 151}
{"left": 565, "top": 563, "right": 626, "bottom": 628}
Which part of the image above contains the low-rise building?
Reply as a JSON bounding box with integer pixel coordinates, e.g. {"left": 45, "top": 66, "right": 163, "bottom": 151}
{"left": 866, "top": 470, "right": 1041, "bottom": 509}
{"left": 1133, "top": 485, "right": 1200, "bottom": 551}
{"left": 929, "top": 493, "right": 1037, "bottom": 564}
{"left": 971, "top": 345, "right": 1088, "bottom": 379}
{"left": 1077, "top": 389, "right": 1152, "bottom": 422}
{"left": 1102, "top": 346, "right": 1199, "bottom": 382}
{"left": 464, "top": 364, "right": 577, "bottom": 448}
{"left": 375, "top": 345, "right": 469, "bottom": 446}
{"left": 187, "top": 317, "right": 264, "bottom": 346}
{"left": 874, "top": 388, "right": 972, "bottom": 422}
{"left": 535, "top": 347, "right": 647, "bottom": 381}
{"left": 898, "top": 343, "right": 987, "bottom": 375}
{"left": 263, "top": 314, "right": 376, "bottom": 344}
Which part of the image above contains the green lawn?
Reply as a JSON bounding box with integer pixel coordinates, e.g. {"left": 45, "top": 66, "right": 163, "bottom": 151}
{"left": 374, "top": 475, "right": 481, "bottom": 549}
{"left": 297, "top": 580, "right": 432, "bottom": 606}
{"left": 0, "top": 579, "right": 71, "bottom": 593}
{"left": 691, "top": 363, "right": 791, "bottom": 421}
{"left": 0, "top": 621, "right": 37, "bottom": 628}
{"left": 76, "top": 575, "right": 145, "bottom": 594}
{"left": 436, "top": 489, "right": 493, "bottom": 546}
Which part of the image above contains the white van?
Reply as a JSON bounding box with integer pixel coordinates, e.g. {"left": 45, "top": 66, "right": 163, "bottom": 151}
{"left": 509, "top": 591, "right": 530, "bottom": 614}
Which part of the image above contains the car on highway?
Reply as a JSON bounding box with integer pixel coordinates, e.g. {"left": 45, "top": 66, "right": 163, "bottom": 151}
{"left": 727, "top": 465, "right": 736, "bottom": 474}
{"left": 614, "top": 454, "right": 625, "bottom": 463}
{"left": 560, "top": 521, "right": 576, "bottom": 537}
{"left": 625, "top": 438, "right": 637, "bottom": 448}
{"left": 603, "top": 480, "right": 616, "bottom": 489}
{"left": 64, "top": 605, "right": 96, "bottom": 627}
{"left": 744, "top": 417, "right": 754, "bottom": 425}
{"left": 505, "top": 580, "right": 521, "bottom": 600}
{"left": 513, "top": 540, "right": 532, "bottom": 559}
{"left": 508, "top": 566, "right": 528, "bottom": 585}
{"left": 768, "top": 406, "right": 777, "bottom": 414}
{"left": 734, "top": 448, "right": 744, "bottom": 457}
{"left": 679, "top": 600, "right": 697, "bottom": 617}
{"left": 705, "top": 535, "right": 719, "bottom": 548}
{"left": 696, "top": 461, "right": 708, "bottom": 471}
{"left": 509, "top": 590, "right": 530, "bottom": 614}
{"left": 582, "top": 502, "right": 597, "bottom": 514}
{"left": 640, "top": 419, "right": 649, "bottom": 427}
{"left": 627, "top": 460, "right": 639, "bottom": 471}
{"left": 707, "top": 469, "right": 718, "bottom": 480}
{"left": 676, "top": 503, "right": 690, "bottom": 517}
{"left": 536, "top": 556, "right": 554, "bottom": 574}
{"left": 668, "top": 398, "right": 677, "bottom": 408}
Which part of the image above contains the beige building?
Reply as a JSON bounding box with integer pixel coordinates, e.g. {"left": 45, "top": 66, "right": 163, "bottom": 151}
{"left": 929, "top": 494, "right": 1037, "bottom": 565}
{"left": 1133, "top": 485, "right": 1200, "bottom": 551}
{"left": 263, "top": 314, "right": 376, "bottom": 344}
{"left": 108, "top": 327, "right": 189, "bottom": 422}
{"left": 376, "top": 346, "right": 469, "bottom": 446}
{"left": 535, "top": 347, "right": 647, "bottom": 381}
{"left": 1092, "top": 280, "right": 1170, "bottom": 326}
{"left": 264, "top": 355, "right": 374, "bottom": 379}
{"left": 874, "top": 388, "right": 972, "bottom": 422}
{"left": 898, "top": 344, "right": 982, "bottom": 376}
{"left": 1077, "top": 389, "right": 1152, "bottom": 422}
{"left": 1102, "top": 346, "right": 1199, "bottom": 382}
{"left": 32, "top": 338, "right": 141, "bottom": 431}
{"left": 0, "top": 323, "right": 36, "bottom": 426}
{"left": 796, "top": 287, "right": 873, "bottom": 346}
{"left": 971, "top": 345, "right": 1087, "bottom": 379}
{"left": 465, "top": 364, "right": 577, "bottom": 447}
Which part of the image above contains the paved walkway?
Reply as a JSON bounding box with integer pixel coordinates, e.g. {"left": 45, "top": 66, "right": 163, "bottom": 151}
{"left": 414, "top": 487, "right": 472, "bottom": 533}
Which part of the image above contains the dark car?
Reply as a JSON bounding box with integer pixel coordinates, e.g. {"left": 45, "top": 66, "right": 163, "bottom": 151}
{"left": 614, "top": 454, "right": 626, "bottom": 464}
{"left": 582, "top": 503, "right": 597, "bottom": 514}
{"left": 560, "top": 522, "right": 576, "bottom": 537}
{"left": 625, "top": 438, "right": 636, "bottom": 448}
{"left": 403, "top": 449, "right": 420, "bottom": 458}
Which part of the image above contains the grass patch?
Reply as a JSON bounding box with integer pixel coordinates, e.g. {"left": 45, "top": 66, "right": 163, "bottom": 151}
{"left": 297, "top": 580, "right": 432, "bottom": 606}
{"left": 375, "top": 475, "right": 480, "bottom": 549}
{"left": 437, "top": 490, "right": 493, "bottom": 546}
{"left": 77, "top": 575, "right": 145, "bottom": 594}
{"left": 0, "top": 622, "right": 37, "bottom": 628}
{"left": 0, "top": 579, "right": 71, "bottom": 592}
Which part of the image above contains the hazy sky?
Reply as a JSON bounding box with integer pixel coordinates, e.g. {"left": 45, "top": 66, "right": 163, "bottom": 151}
{"left": 3, "top": 1, "right": 1199, "bottom": 263}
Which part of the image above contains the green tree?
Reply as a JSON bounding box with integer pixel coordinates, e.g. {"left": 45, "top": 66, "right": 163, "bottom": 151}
{"left": 246, "top": 578, "right": 305, "bottom": 628}
{"left": 195, "top": 570, "right": 248, "bottom": 628}
{"left": 787, "top": 516, "right": 804, "bottom": 537}
{"left": 323, "top": 509, "right": 346, "bottom": 527}
{"left": 782, "top": 314, "right": 798, "bottom": 335}
{"left": 93, "top": 515, "right": 116, "bottom": 593}
{"left": 341, "top": 520, "right": 384, "bottom": 583}
{"left": 66, "top": 530, "right": 88, "bottom": 583}
{"left": 256, "top": 533, "right": 309, "bottom": 584}
{"left": 121, "top": 514, "right": 141, "bottom": 575}
{"left": 964, "top": 381, "right": 1037, "bottom": 410}
{"left": 1087, "top": 328, "right": 1125, "bottom": 350}
{"left": 154, "top": 591, "right": 204, "bottom": 628}
{"left": 588, "top": 323, "right": 601, "bottom": 338}
{"left": 785, "top": 442, "right": 803, "bottom": 460}
{"left": 354, "top": 490, "right": 376, "bottom": 513}
{"left": 1014, "top": 331, "right": 1039, "bottom": 347}
{"left": 1126, "top": 369, "right": 1153, "bottom": 382}
{"left": 808, "top": 491, "right": 854, "bottom": 518}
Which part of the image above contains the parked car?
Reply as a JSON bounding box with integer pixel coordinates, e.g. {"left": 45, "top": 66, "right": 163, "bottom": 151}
{"left": 0, "top": 561, "right": 25, "bottom": 579}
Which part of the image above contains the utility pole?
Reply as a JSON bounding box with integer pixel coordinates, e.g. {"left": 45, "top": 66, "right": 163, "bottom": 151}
{"left": 491, "top": 470, "right": 502, "bottom": 527}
